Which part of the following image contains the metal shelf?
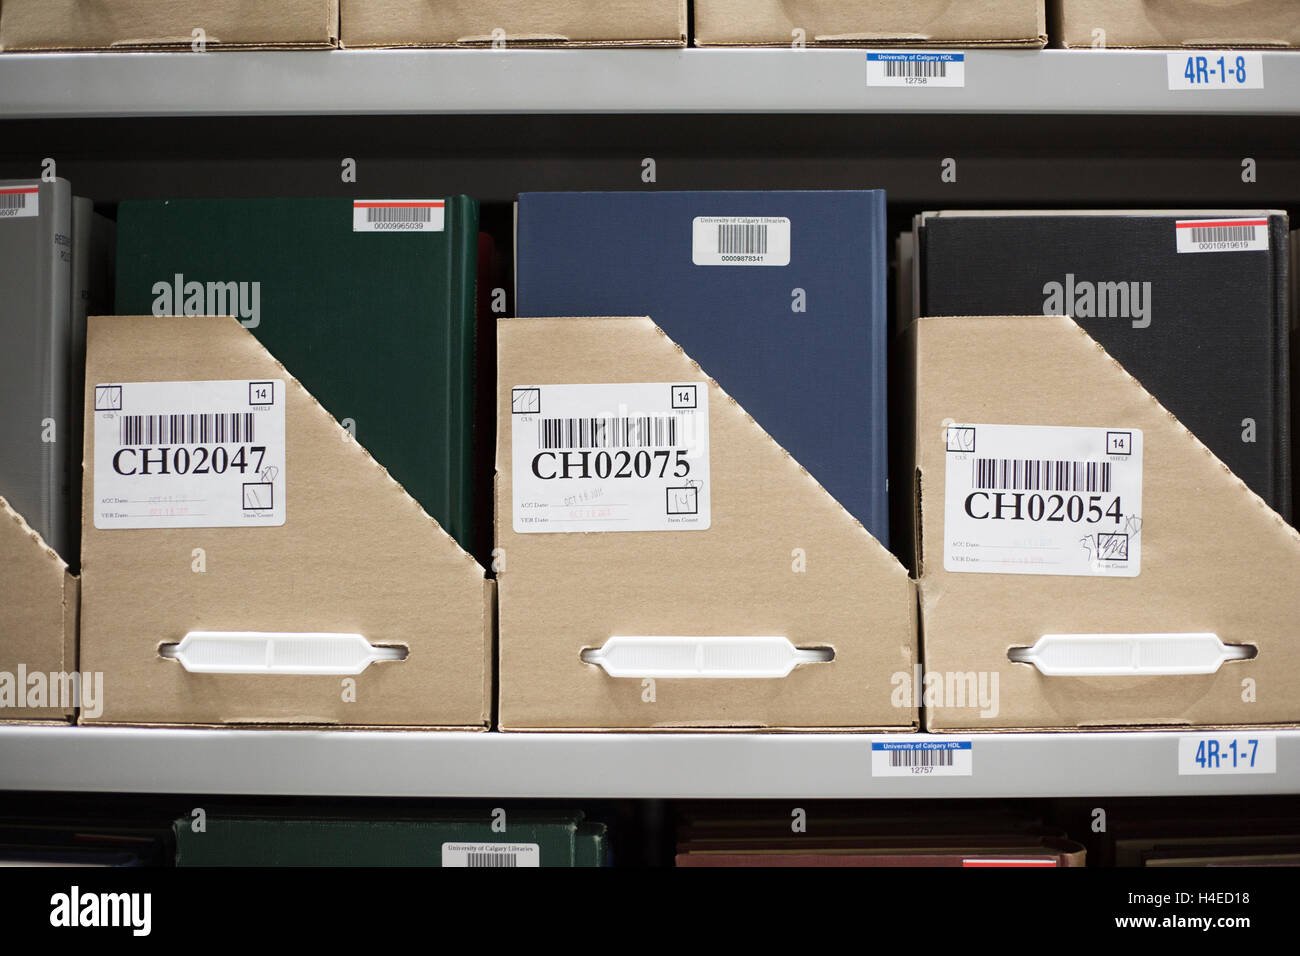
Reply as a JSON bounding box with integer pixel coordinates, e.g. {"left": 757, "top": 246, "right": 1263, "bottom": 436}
{"left": 1, "top": 725, "right": 1296, "bottom": 798}
{"left": 0, "top": 48, "right": 1298, "bottom": 119}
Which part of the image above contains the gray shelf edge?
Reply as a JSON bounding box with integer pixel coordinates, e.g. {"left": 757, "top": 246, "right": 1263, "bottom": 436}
{"left": 1, "top": 725, "right": 1297, "bottom": 798}
{"left": 0, "top": 48, "right": 1298, "bottom": 118}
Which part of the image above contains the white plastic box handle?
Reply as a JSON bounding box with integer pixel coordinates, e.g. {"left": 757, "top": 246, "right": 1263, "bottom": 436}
{"left": 158, "top": 631, "right": 406, "bottom": 675}
{"left": 581, "top": 635, "right": 833, "bottom": 679}
{"left": 1008, "top": 632, "right": 1254, "bottom": 677}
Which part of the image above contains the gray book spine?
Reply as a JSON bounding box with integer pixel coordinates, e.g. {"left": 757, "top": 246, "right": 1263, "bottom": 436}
{"left": 0, "top": 178, "right": 72, "bottom": 561}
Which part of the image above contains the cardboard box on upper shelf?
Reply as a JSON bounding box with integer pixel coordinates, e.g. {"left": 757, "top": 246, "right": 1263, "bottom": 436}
{"left": 341, "top": 0, "right": 686, "bottom": 48}
{"left": 1052, "top": 0, "right": 1300, "bottom": 49}
{"left": 78, "top": 314, "right": 491, "bottom": 728}
{"left": 906, "top": 314, "right": 1300, "bottom": 731}
{"left": 694, "top": 0, "right": 1046, "bottom": 47}
{"left": 0, "top": 0, "right": 339, "bottom": 51}
{"left": 495, "top": 314, "right": 917, "bottom": 731}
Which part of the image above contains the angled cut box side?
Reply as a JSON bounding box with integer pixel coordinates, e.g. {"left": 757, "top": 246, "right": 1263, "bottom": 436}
{"left": 0, "top": 497, "right": 76, "bottom": 721}
{"left": 915, "top": 314, "right": 1300, "bottom": 730}
{"left": 81, "top": 315, "right": 489, "bottom": 728}
{"left": 496, "top": 315, "right": 916, "bottom": 731}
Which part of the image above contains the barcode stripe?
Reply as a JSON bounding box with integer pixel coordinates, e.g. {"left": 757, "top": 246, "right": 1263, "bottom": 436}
{"left": 365, "top": 206, "right": 432, "bottom": 223}
{"left": 0, "top": 193, "right": 29, "bottom": 211}
{"left": 1188, "top": 224, "right": 1256, "bottom": 244}
{"left": 889, "top": 749, "right": 955, "bottom": 767}
{"left": 466, "top": 852, "right": 517, "bottom": 868}
{"left": 883, "top": 59, "right": 948, "bottom": 78}
{"left": 972, "top": 458, "right": 1111, "bottom": 493}
{"left": 538, "top": 416, "right": 682, "bottom": 450}
{"left": 716, "top": 223, "right": 768, "bottom": 255}
{"left": 119, "top": 413, "right": 254, "bottom": 446}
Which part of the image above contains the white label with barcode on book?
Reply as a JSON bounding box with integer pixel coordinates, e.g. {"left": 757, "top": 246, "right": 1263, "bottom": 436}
{"left": 872, "top": 741, "right": 972, "bottom": 777}
{"left": 352, "top": 199, "right": 445, "bottom": 232}
{"left": 1167, "top": 51, "right": 1264, "bottom": 91}
{"left": 441, "top": 842, "right": 541, "bottom": 867}
{"left": 866, "top": 51, "right": 966, "bottom": 88}
{"left": 92, "top": 380, "right": 286, "bottom": 529}
{"left": 511, "top": 382, "right": 710, "bottom": 533}
{"left": 943, "top": 424, "right": 1142, "bottom": 577}
{"left": 0, "top": 184, "right": 38, "bottom": 219}
{"left": 1175, "top": 217, "right": 1270, "bottom": 254}
{"left": 692, "top": 216, "right": 790, "bottom": 266}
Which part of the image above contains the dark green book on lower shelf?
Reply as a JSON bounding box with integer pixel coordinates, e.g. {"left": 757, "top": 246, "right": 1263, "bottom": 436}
{"left": 172, "top": 812, "right": 609, "bottom": 867}
{"left": 115, "top": 197, "right": 481, "bottom": 556}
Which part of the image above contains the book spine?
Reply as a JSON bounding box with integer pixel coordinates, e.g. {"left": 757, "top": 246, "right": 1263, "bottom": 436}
{"left": 446, "top": 194, "right": 481, "bottom": 559}
{"left": 1271, "top": 217, "right": 1292, "bottom": 521}
{"left": 40, "top": 180, "right": 73, "bottom": 562}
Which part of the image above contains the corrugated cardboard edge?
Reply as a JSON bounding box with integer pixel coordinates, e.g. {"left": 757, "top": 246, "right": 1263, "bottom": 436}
{"left": 914, "top": 314, "right": 1300, "bottom": 732}
{"left": 497, "top": 315, "right": 916, "bottom": 732}
{"left": 339, "top": 1, "right": 686, "bottom": 48}
{"left": 1050, "top": 0, "right": 1294, "bottom": 48}
{"left": 0, "top": 0, "right": 339, "bottom": 51}
{"left": 80, "top": 315, "right": 489, "bottom": 730}
{"left": 0, "top": 495, "right": 76, "bottom": 722}
{"left": 694, "top": 1, "right": 1046, "bottom": 47}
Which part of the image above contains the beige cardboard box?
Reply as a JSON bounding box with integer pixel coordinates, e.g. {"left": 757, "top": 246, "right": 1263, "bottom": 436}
{"left": 1053, "top": 1, "right": 1300, "bottom": 49}
{"left": 496, "top": 315, "right": 917, "bottom": 731}
{"left": 0, "top": 498, "right": 77, "bottom": 722}
{"left": 80, "top": 315, "right": 490, "bottom": 727}
{"left": 0, "top": 0, "right": 338, "bottom": 51}
{"left": 909, "top": 315, "right": 1300, "bottom": 731}
{"left": 695, "top": 0, "right": 1046, "bottom": 47}
{"left": 342, "top": 0, "right": 686, "bottom": 48}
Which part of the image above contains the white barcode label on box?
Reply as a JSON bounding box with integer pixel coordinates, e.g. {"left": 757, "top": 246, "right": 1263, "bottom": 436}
{"left": 872, "top": 741, "right": 972, "bottom": 777}
{"left": 0, "top": 184, "right": 38, "bottom": 219}
{"left": 866, "top": 51, "right": 966, "bottom": 88}
{"left": 1178, "top": 735, "right": 1277, "bottom": 776}
{"left": 352, "top": 199, "right": 445, "bottom": 232}
{"left": 511, "top": 382, "right": 710, "bottom": 533}
{"left": 692, "top": 216, "right": 790, "bottom": 266}
{"left": 943, "top": 424, "right": 1142, "bottom": 577}
{"left": 1175, "top": 217, "right": 1269, "bottom": 254}
{"left": 441, "top": 843, "right": 541, "bottom": 867}
{"left": 1167, "top": 52, "right": 1264, "bottom": 91}
{"left": 92, "top": 380, "right": 286, "bottom": 529}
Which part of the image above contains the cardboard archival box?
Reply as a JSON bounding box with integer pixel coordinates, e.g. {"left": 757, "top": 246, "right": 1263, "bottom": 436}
{"left": 341, "top": 0, "right": 686, "bottom": 48}
{"left": 0, "top": 0, "right": 338, "bottom": 51}
{"left": 496, "top": 316, "right": 916, "bottom": 731}
{"left": 0, "top": 498, "right": 77, "bottom": 721}
{"left": 80, "top": 315, "right": 490, "bottom": 727}
{"left": 909, "top": 314, "right": 1300, "bottom": 731}
{"left": 694, "top": 0, "right": 1046, "bottom": 47}
{"left": 1052, "top": 0, "right": 1300, "bottom": 49}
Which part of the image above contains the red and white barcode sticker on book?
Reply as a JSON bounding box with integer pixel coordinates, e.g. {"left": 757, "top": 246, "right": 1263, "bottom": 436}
{"left": 0, "top": 184, "right": 39, "bottom": 219}
{"left": 352, "top": 199, "right": 445, "bottom": 233}
{"left": 1175, "top": 217, "right": 1269, "bottom": 254}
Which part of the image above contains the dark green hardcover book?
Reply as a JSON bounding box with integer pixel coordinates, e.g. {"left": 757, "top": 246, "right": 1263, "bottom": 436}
{"left": 172, "top": 811, "right": 592, "bottom": 867}
{"left": 114, "top": 197, "right": 480, "bottom": 557}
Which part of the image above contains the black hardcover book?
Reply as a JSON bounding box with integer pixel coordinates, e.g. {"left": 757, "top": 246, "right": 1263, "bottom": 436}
{"left": 917, "top": 210, "right": 1291, "bottom": 519}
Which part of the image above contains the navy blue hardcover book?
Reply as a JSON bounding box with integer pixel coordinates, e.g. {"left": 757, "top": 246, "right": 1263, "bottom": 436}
{"left": 516, "top": 190, "right": 890, "bottom": 544}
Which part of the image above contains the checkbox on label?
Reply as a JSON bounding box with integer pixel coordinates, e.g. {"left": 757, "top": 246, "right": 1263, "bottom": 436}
{"left": 94, "top": 385, "right": 122, "bottom": 411}
{"left": 946, "top": 426, "right": 975, "bottom": 453}
{"left": 666, "top": 486, "right": 699, "bottom": 515}
{"left": 242, "top": 482, "right": 274, "bottom": 510}
{"left": 512, "top": 387, "right": 540, "bottom": 414}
